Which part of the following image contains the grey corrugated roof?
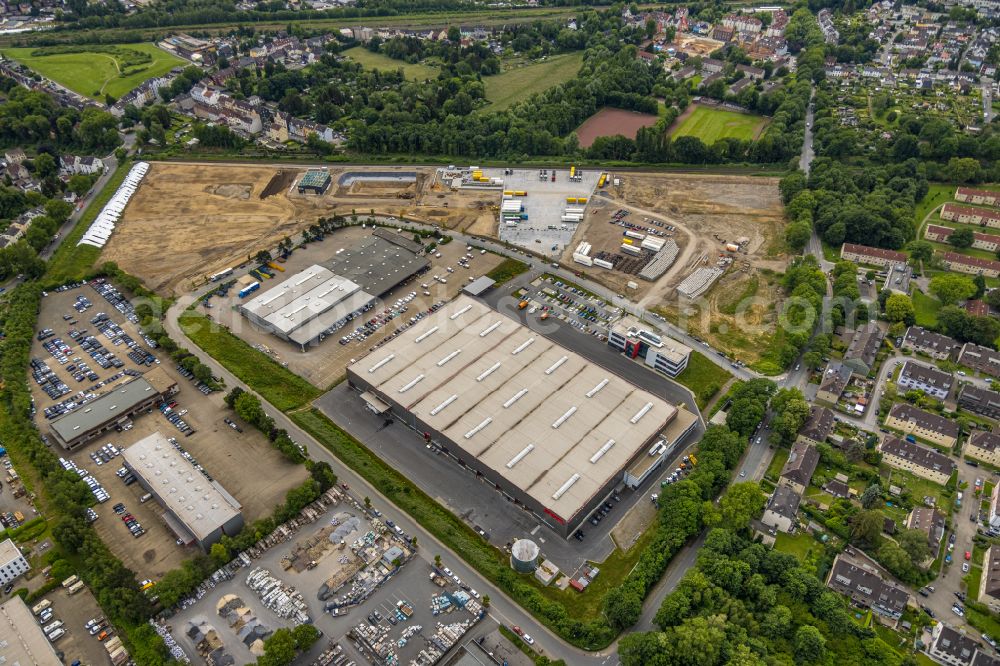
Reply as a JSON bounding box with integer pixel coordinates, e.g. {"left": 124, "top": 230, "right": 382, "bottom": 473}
{"left": 50, "top": 376, "right": 158, "bottom": 443}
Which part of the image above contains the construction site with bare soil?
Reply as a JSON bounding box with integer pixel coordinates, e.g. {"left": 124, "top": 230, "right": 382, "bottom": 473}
{"left": 563, "top": 173, "right": 789, "bottom": 365}
{"left": 102, "top": 163, "right": 502, "bottom": 295}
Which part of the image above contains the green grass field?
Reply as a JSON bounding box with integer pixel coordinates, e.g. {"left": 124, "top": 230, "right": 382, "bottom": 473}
{"left": 671, "top": 105, "right": 765, "bottom": 144}
{"left": 912, "top": 289, "right": 942, "bottom": 328}
{"left": 483, "top": 53, "right": 584, "bottom": 112}
{"left": 342, "top": 46, "right": 438, "bottom": 81}
{"left": 674, "top": 350, "right": 730, "bottom": 408}
{"left": 2, "top": 43, "right": 184, "bottom": 99}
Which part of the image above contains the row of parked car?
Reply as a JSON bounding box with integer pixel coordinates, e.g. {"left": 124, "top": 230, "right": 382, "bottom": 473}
{"left": 31, "top": 357, "right": 71, "bottom": 402}
{"left": 175, "top": 364, "right": 215, "bottom": 395}
{"left": 92, "top": 279, "right": 141, "bottom": 326}
{"left": 160, "top": 400, "right": 194, "bottom": 436}
{"left": 112, "top": 502, "right": 145, "bottom": 538}
{"left": 90, "top": 442, "right": 120, "bottom": 466}
{"left": 38, "top": 606, "right": 66, "bottom": 643}
{"left": 339, "top": 293, "right": 420, "bottom": 345}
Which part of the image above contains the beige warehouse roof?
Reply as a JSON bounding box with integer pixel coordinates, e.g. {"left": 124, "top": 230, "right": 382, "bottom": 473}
{"left": 122, "top": 431, "right": 242, "bottom": 541}
{"left": 350, "top": 296, "right": 680, "bottom": 522}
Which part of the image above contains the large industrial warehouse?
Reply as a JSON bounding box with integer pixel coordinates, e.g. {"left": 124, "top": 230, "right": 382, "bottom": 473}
{"left": 346, "top": 296, "right": 698, "bottom": 536}
{"left": 240, "top": 265, "right": 376, "bottom": 348}
{"left": 240, "top": 228, "right": 429, "bottom": 349}
{"left": 122, "top": 431, "right": 244, "bottom": 550}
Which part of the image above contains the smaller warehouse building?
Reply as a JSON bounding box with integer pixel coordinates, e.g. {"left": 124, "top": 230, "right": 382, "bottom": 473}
{"left": 297, "top": 169, "right": 332, "bottom": 194}
{"left": 49, "top": 367, "right": 178, "bottom": 450}
{"left": 122, "top": 431, "right": 244, "bottom": 550}
{"left": 240, "top": 265, "right": 376, "bottom": 349}
{"left": 0, "top": 596, "right": 63, "bottom": 665}
{"left": 240, "top": 228, "right": 429, "bottom": 349}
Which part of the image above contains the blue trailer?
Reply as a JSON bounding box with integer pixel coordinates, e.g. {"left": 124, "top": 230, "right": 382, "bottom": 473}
{"left": 238, "top": 282, "right": 261, "bottom": 298}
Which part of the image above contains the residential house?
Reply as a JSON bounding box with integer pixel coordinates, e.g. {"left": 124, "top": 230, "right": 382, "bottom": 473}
{"left": 965, "top": 431, "right": 1000, "bottom": 468}
{"left": 779, "top": 441, "right": 819, "bottom": 494}
{"left": 956, "top": 186, "right": 1000, "bottom": 207}
{"left": 940, "top": 203, "right": 1000, "bottom": 229}
{"left": 989, "top": 482, "right": 1000, "bottom": 530}
{"left": 902, "top": 326, "right": 959, "bottom": 360}
{"left": 906, "top": 506, "right": 947, "bottom": 548}
{"left": 940, "top": 252, "right": 1000, "bottom": 279}
{"left": 722, "top": 14, "right": 763, "bottom": 34}
{"left": 712, "top": 26, "right": 734, "bottom": 42}
{"left": 925, "top": 224, "right": 1000, "bottom": 253}
{"left": 797, "top": 406, "right": 835, "bottom": 447}
{"left": 60, "top": 155, "right": 104, "bottom": 175}
{"left": 750, "top": 518, "right": 777, "bottom": 546}
{"left": 761, "top": 485, "right": 800, "bottom": 533}
{"left": 840, "top": 242, "right": 907, "bottom": 267}
{"left": 817, "top": 361, "right": 853, "bottom": 404}
{"left": 736, "top": 64, "right": 765, "bottom": 79}
{"left": 958, "top": 342, "right": 1000, "bottom": 378}
{"left": 268, "top": 110, "right": 342, "bottom": 145}
{"left": 3, "top": 148, "right": 26, "bottom": 165}
{"left": 826, "top": 547, "right": 910, "bottom": 622}
{"left": 885, "top": 403, "right": 960, "bottom": 449}
{"left": 728, "top": 78, "right": 752, "bottom": 95}
{"left": 823, "top": 479, "right": 851, "bottom": 498}
{"left": 843, "top": 324, "right": 884, "bottom": 375}
{"left": 979, "top": 544, "right": 1000, "bottom": 613}
{"left": 966, "top": 300, "right": 990, "bottom": 317}
{"left": 700, "top": 57, "right": 725, "bottom": 74}
{"left": 958, "top": 384, "right": 1000, "bottom": 420}
{"left": 111, "top": 75, "right": 173, "bottom": 117}
{"left": 879, "top": 434, "right": 955, "bottom": 484}
{"left": 929, "top": 622, "right": 982, "bottom": 666}
{"left": 896, "top": 360, "right": 954, "bottom": 400}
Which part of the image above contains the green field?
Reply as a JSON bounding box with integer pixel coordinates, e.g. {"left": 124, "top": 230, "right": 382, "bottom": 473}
{"left": 483, "top": 52, "right": 584, "bottom": 111}
{"left": 912, "top": 289, "right": 942, "bottom": 328}
{"left": 342, "top": 46, "right": 438, "bottom": 81}
{"left": 674, "top": 350, "right": 731, "bottom": 408}
{"left": 2, "top": 43, "right": 184, "bottom": 100}
{"left": 671, "top": 104, "right": 765, "bottom": 144}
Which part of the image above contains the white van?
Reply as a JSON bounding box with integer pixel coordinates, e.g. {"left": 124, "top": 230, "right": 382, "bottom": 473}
{"left": 47, "top": 628, "right": 66, "bottom": 642}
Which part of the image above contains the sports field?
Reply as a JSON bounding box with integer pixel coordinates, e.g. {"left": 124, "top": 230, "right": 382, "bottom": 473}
{"left": 670, "top": 104, "right": 766, "bottom": 143}
{"left": 2, "top": 43, "right": 184, "bottom": 100}
{"left": 483, "top": 52, "right": 584, "bottom": 111}
{"left": 343, "top": 46, "right": 438, "bottom": 81}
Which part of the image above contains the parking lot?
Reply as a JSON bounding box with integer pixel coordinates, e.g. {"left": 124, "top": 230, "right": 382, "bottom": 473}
{"left": 516, "top": 274, "right": 623, "bottom": 337}
{"left": 485, "top": 167, "right": 601, "bottom": 257}
{"left": 31, "top": 282, "right": 308, "bottom": 579}
{"left": 201, "top": 225, "right": 503, "bottom": 389}
{"left": 30, "top": 584, "right": 116, "bottom": 666}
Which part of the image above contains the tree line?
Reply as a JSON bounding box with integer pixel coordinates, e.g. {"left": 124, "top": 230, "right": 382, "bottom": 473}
{"left": 619, "top": 491, "right": 912, "bottom": 666}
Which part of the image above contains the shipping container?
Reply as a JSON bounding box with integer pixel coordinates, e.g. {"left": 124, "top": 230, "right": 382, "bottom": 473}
{"left": 514, "top": 190, "right": 527, "bottom": 196}
{"left": 573, "top": 254, "right": 594, "bottom": 266}
{"left": 560, "top": 215, "right": 582, "bottom": 223}
{"left": 621, "top": 244, "right": 642, "bottom": 256}
{"left": 594, "top": 258, "right": 614, "bottom": 269}
{"left": 624, "top": 230, "right": 645, "bottom": 240}
{"left": 598, "top": 173, "right": 608, "bottom": 187}
{"left": 238, "top": 282, "right": 261, "bottom": 298}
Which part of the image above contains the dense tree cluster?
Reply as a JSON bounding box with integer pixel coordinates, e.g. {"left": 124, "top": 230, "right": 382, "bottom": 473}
{"left": 0, "top": 77, "right": 120, "bottom": 153}
{"left": 225, "top": 387, "right": 308, "bottom": 463}
{"left": 619, "top": 491, "right": 908, "bottom": 665}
